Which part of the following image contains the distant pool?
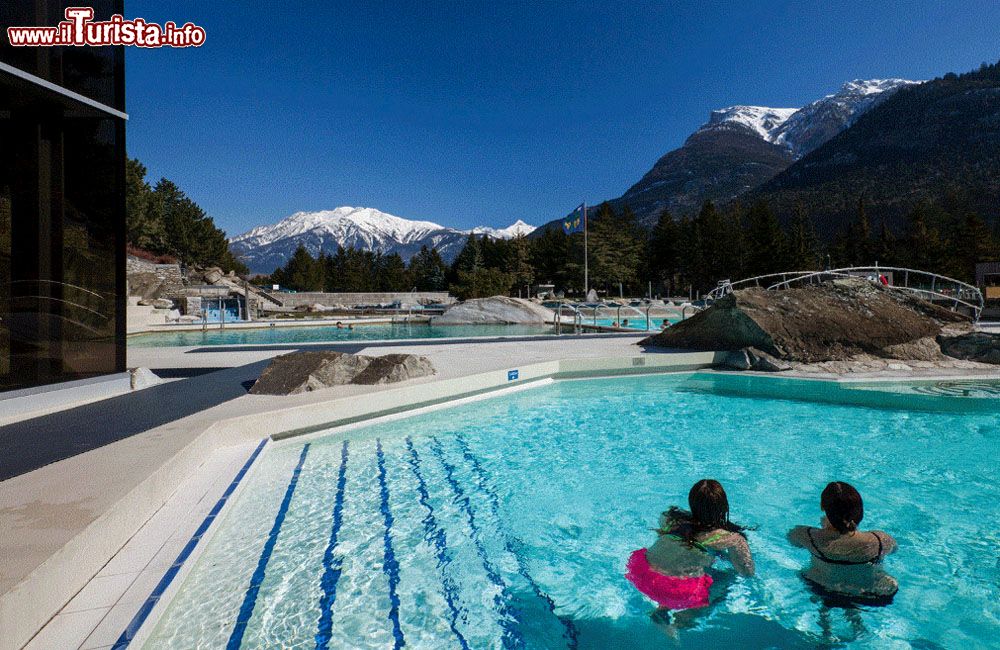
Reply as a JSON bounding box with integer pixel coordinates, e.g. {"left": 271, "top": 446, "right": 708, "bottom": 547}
{"left": 588, "top": 317, "right": 673, "bottom": 331}
{"left": 143, "top": 373, "right": 1000, "bottom": 648}
{"left": 129, "top": 323, "right": 559, "bottom": 347}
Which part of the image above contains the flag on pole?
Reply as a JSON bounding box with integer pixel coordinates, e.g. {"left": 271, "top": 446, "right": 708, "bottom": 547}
{"left": 562, "top": 203, "right": 585, "bottom": 234}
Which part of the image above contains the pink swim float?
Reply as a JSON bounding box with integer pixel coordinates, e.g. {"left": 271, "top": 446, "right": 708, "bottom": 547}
{"left": 625, "top": 548, "right": 713, "bottom": 610}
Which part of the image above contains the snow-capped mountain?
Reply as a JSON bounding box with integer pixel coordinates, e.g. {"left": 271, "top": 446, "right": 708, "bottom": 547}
{"left": 771, "top": 79, "right": 918, "bottom": 157}
{"left": 229, "top": 207, "right": 535, "bottom": 274}
{"left": 467, "top": 219, "right": 536, "bottom": 239}
{"left": 695, "top": 106, "right": 798, "bottom": 143}
{"left": 697, "top": 79, "right": 918, "bottom": 158}
{"left": 535, "top": 77, "right": 922, "bottom": 229}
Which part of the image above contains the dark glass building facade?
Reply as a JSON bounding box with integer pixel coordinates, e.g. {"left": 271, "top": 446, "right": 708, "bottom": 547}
{"left": 0, "top": 1, "right": 126, "bottom": 391}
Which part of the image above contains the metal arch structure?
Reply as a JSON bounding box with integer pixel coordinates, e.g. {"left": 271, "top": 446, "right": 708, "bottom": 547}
{"left": 708, "top": 266, "right": 984, "bottom": 322}
{"left": 706, "top": 271, "right": 823, "bottom": 300}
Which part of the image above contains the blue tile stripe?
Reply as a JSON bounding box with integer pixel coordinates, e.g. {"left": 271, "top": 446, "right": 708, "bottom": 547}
{"left": 376, "top": 439, "right": 406, "bottom": 650}
{"left": 314, "top": 441, "right": 350, "bottom": 650}
{"left": 454, "top": 435, "right": 580, "bottom": 649}
{"left": 111, "top": 439, "right": 268, "bottom": 650}
{"left": 227, "top": 443, "right": 312, "bottom": 650}
{"left": 404, "top": 437, "right": 471, "bottom": 650}
{"left": 429, "top": 438, "right": 526, "bottom": 650}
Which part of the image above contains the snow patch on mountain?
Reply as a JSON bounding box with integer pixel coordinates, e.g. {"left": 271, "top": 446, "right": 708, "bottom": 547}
{"left": 772, "top": 79, "right": 919, "bottom": 156}
{"left": 230, "top": 207, "right": 446, "bottom": 249}
{"left": 695, "top": 79, "right": 920, "bottom": 158}
{"left": 698, "top": 106, "right": 799, "bottom": 141}
{"left": 467, "top": 219, "right": 536, "bottom": 238}
{"left": 229, "top": 207, "right": 536, "bottom": 274}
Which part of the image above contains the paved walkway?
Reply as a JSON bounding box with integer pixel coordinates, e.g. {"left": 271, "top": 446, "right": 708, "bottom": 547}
{"left": 2, "top": 334, "right": 644, "bottom": 481}
{"left": 0, "top": 361, "right": 270, "bottom": 481}
{"left": 1, "top": 335, "right": 648, "bottom": 611}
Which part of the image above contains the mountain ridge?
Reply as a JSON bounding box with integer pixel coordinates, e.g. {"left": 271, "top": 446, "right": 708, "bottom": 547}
{"left": 751, "top": 63, "right": 1000, "bottom": 235}
{"left": 229, "top": 207, "right": 536, "bottom": 274}
{"left": 535, "top": 77, "right": 918, "bottom": 231}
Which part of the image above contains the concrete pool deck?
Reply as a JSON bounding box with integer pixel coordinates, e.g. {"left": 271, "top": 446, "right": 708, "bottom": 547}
{"left": 5, "top": 332, "right": 1000, "bottom": 649}
{"left": 3, "top": 334, "right": 720, "bottom": 650}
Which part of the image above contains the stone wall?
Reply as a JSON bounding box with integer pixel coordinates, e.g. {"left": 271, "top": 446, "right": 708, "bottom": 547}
{"left": 125, "top": 256, "right": 186, "bottom": 299}
{"left": 275, "top": 292, "right": 454, "bottom": 309}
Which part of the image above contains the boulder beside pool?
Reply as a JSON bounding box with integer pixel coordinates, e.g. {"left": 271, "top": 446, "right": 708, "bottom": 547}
{"left": 938, "top": 331, "right": 1000, "bottom": 364}
{"left": 249, "top": 350, "right": 435, "bottom": 395}
{"left": 352, "top": 353, "right": 436, "bottom": 385}
{"left": 640, "top": 279, "right": 971, "bottom": 364}
{"left": 433, "top": 296, "right": 554, "bottom": 324}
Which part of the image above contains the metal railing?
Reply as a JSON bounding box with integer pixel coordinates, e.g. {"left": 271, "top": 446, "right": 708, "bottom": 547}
{"left": 706, "top": 271, "right": 820, "bottom": 300}
{"left": 708, "top": 266, "right": 984, "bottom": 322}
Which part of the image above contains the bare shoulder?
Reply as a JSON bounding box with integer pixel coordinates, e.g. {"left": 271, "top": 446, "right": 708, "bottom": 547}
{"left": 786, "top": 525, "right": 813, "bottom": 547}
{"left": 870, "top": 530, "right": 898, "bottom": 551}
{"left": 703, "top": 529, "right": 749, "bottom": 550}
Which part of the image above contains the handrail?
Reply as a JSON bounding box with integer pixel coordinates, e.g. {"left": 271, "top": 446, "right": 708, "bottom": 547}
{"left": 681, "top": 304, "right": 701, "bottom": 320}
{"left": 711, "top": 266, "right": 983, "bottom": 322}
{"left": 768, "top": 268, "right": 983, "bottom": 318}
{"left": 706, "top": 271, "right": 819, "bottom": 300}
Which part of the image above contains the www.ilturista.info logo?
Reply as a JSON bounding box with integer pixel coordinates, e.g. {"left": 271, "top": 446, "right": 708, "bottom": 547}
{"left": 7, "top": 7, "right": 205, "bottom": 48}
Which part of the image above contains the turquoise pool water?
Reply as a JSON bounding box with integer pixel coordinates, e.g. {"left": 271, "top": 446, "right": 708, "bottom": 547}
{"left": 589, "top": 317, "right": 672, "bottom": 331}
{"left": 144, "top": 374, "right": 1000, "bottom": 648}
{"left": 128, "top": 323, "right": 558, "bottom": 347}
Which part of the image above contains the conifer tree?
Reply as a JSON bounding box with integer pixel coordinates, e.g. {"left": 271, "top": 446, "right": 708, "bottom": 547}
{"left": 408, "top": 245, "right": 448, "bottom": 291}
{"left": 377, "top": 252, "right": 409, "bottom": 291}
{"left": 743, "top": 200, "right": 787, "bottom": 278}
{"left": 283, "top": 245, "right": 323, "bottom": 291}
{"left": 903, "top": 203, "right": 946, "bottom": 272}
{"left": 449, "top": 234, "right": 483, "bottom": 283}
{"left": 125, "top": 158, "right": 165, "bottom": 251}
{"left": 529, "top": 228, "right": 574, "bottom": 291}
{"left": 506, "top": 235, "right": 535, "bottom": 290}
{"left": 950, "top": 212, "right": 997, "bottom": 282}
{"left": 588, "top": 203, "right": 643, "bottom": 294}
{"left": 875, "top": 217, "right": 897, "bottom": 267}
{"left": 786, "top": 204, "right": 820, "bottom": 270}
{"left": 648, "top": 209, "right": 679, "bottom": 295}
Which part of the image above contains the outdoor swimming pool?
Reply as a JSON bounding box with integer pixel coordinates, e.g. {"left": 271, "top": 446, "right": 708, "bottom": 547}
{"left": 128, "top": 323, "right": 560, "bottom": 347}
{"left": 141, "top": 374, "right": 1000, "bottom": 648}
{"left": 589, "top": 317, "right": 673, "bottom": 331}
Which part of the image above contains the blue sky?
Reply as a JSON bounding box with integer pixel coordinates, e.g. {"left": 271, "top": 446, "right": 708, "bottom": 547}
{"left": 126, "top": 1, "right": 1000, "bottom": 236}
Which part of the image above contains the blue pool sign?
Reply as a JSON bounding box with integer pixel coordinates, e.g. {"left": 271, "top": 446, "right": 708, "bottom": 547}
{"left": 508, "top": 369, "right": 519, "bottom": 381}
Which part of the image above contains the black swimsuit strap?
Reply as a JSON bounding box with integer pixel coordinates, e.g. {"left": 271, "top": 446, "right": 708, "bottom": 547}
{"left": 807, "top": 528, "right": 880, "bottom": 566}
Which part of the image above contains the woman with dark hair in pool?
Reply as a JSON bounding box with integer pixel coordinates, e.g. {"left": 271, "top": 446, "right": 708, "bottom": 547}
{"left": 627, "top": 479, "right": 755, "bottom": 613}
{"left": 788, "top": 481, "right": 898, "bottom": 605}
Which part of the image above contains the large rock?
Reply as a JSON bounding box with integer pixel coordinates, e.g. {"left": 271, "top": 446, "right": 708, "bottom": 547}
{"left": 434, "top": 296, "right": 554, "bottom": 324}
{"left": 127, "top": 272, "right": 165, "bottom": 300}
{"left": 641, "top": 279, "right": 970, "bottom": 363}
{"left": 719, "top": 347, "right": 792, "bottom": 372}
{"left": 352, "top": 354, "right": 436, "bottom": 385}
{"left": 249, "top": 351, "right": 434, "bottom": 395}
{"left": 938, "top": 332, "right": 1000, "bottom": 364}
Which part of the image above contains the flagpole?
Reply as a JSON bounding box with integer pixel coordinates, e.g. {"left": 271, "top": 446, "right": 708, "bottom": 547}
{"left": 583, "top": 203, "right": 589, "bottom": 296}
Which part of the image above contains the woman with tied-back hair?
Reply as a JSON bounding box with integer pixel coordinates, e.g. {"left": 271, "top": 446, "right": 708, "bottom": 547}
{"left": 788, "top": 481, "right": 898, "bottom": 605}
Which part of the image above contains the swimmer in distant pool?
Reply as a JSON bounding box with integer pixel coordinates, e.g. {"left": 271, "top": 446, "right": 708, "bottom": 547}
{"left": 788, "top": 481, "right": 898, "bottom": 605}
{"left": 626, "top": 479, "right": 754, "bottom": 613}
